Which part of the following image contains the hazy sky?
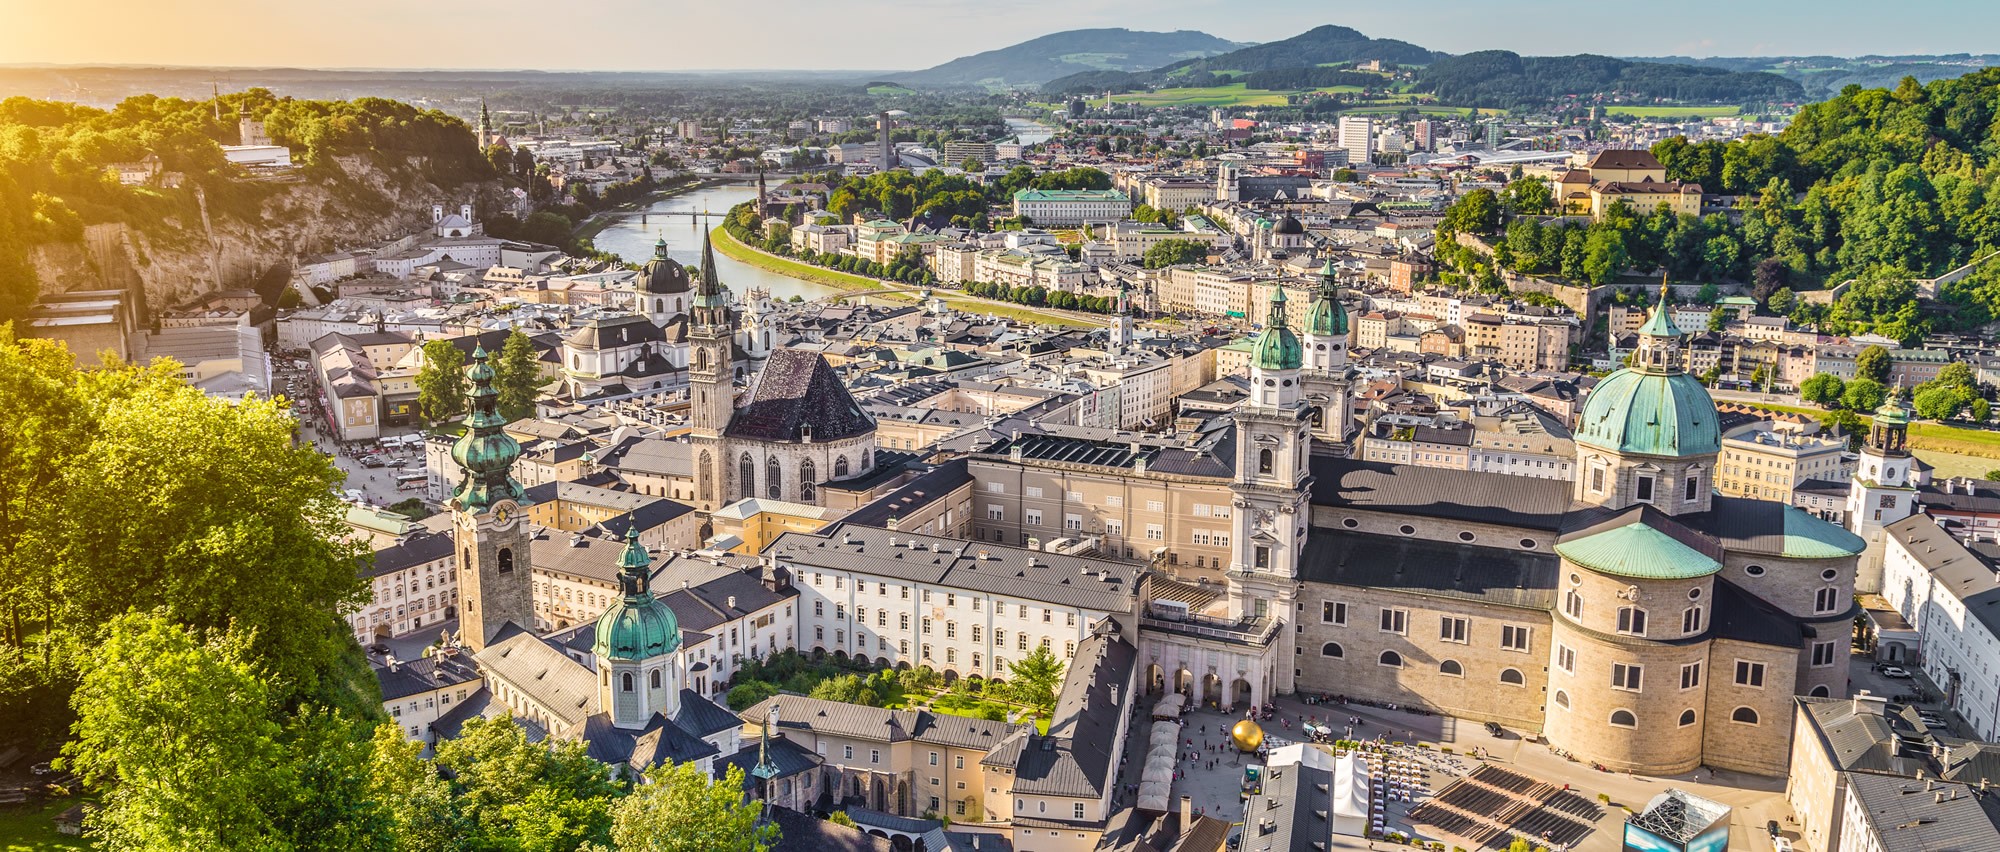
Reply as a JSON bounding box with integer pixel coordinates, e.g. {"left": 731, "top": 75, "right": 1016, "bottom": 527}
{"left": 5, "top": 0, "right": 1996, "bottom": 71}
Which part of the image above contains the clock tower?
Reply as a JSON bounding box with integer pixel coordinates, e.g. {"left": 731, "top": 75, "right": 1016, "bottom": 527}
{"left": 688, "top": 230, "right": 735, "bottom": 510}
{"left": 450, "top": 344, "right": 535, "bottom": 651}
{"left": 1228, "top": 287, "right": 1311, "bottom": 696}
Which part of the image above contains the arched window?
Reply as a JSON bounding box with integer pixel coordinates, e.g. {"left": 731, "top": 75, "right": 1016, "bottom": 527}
{"left": 1810, "top": 685, "right": 1830, "bottom": 698}
{"left": 800, "top": 460, "right": 816, "bottom": 503}
{"left": 1554, "top": 690, "right": 1570, "bottom": 709}
{"left": 654, "top": 298, "right": 663, "bottom": 313}
{"left": 835, "top": 455, "right": 851, "bottom": 478}
{"left": 1679, "top": 709, "right": 1697, "bottom": 727}
{"left": 698, "top": 451, "right": 713, "bottom": 503}
{"left": 621, "top": 672, "right": 634, "bottom": 692}
{"left": 1321, "top": 642, "right": 1343, "bottom": 658}
{"left": 1499, "top": 668, "right": 1524, "bottom": 685}
{"left": 1258, "top": 448, "right": 1274, "bottom": 474}
{"left": 1616, "top": 607, "right": 1647, "bottom": 635}
{"left": 739, "top": 453, "right": 756, "bottom": 500}
{"left": 1609, "top": 710, "right": 1637, "bottom": 728}
{"left": 767, "top": 457, "right": 783, "bottom": 499}
{"left": 1731, "top": 707, "right": 1760, "bottom": 725}
{"left": 497, "top": 548, "right": 513, "bottom": 574}
{"left": 862, "top": 449, "right": 872, "bottom": 469}
{"left": 650, "top": 669, "right": 661, "bottom": 689}
{"left": 695, "top": 348, "right": 709, "bottom": 372}
{"left": 1439, "top": 660, "right": 1464, "bottom": 677}
{"left": 1378, "top": 651, "right": 1403, "bottom": 668}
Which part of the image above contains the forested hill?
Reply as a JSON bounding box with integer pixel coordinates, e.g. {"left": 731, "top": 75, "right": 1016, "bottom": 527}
{"left": 1413, "top": 51, "right": 1803, "bottom": 108}
{"left": 899, "top": 29, "right": 1245, "bottom": 87}
{"left": 1434, "top": 67, "right": 2000, "bottom": 346}
{"left": 0, "top": 91, "right": 503, "bottom": 326}
{"left": 1043, "top": 25, "right": 1801, "bottom": 106}
{"left": 1044, "top": 24, "right": 1437, "bottom": 94}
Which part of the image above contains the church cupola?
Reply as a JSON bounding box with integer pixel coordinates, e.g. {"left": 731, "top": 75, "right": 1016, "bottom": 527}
{"left": 1632, "top": 281, "right": 1685, "bottom": 375}
{"left": 1250, "top": 287, "right": 1304, "bottom": 409}
{"left": 1303, "top": 259, "right": 1350, "bottom": 371}
{"left": 449, "top": 345, "right": 527, "bottom": 514}
{"left": 593, "top": 524, "right": 683, "bottom": 728}
{"left": 1573, "top": 279, "right": 1720, "bottom": 515}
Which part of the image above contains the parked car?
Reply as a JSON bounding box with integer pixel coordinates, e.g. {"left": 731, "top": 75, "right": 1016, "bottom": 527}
{"left": 1882, "top": 666, "right": 1913, "bottom": 679}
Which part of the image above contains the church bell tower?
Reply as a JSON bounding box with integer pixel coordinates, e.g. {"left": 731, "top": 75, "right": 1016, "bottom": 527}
{"left": 688, "top": 231, "right": 736, "bottom": 512}
{"left": 1228, "top": 287, "right": 1311, "bottom": 695}
{"left": 1848, "top": 390, "right": 1916, "bottom": 592}
{"left": 451, "top": 345, "right": 535, "bottom": 651}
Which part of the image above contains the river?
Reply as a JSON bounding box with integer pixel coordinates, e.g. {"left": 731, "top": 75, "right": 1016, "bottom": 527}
{"left": 1006, "top": 117, "right": 1054, "bottom": 146}
{"left": 591, "top": 185, "right": 845, "bottom": 303}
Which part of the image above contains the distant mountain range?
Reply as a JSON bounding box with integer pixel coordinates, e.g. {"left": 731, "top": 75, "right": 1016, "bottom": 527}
{"left": 1625, "top": 54, "right": 1999, "bottom": 97}
{"left": 1026, "top": 25, "right": 1800, "bottom": 107}
{"left": 897, "top": 29, "right": 1247, "bottom": 87}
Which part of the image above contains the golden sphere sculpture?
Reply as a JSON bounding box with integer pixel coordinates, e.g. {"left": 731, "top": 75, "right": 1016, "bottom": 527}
{"left": 1231, "top": 719, "right": 1264, "bottom": 752}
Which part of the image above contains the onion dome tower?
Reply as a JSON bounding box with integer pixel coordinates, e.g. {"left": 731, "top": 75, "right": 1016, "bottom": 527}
{"left": 593, "top": 524, "right": 684, "bottom": 728}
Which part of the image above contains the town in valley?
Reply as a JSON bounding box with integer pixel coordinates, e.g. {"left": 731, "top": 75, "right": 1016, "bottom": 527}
{"left": 8, "top": 6, "right": 2000, "bottom": 852}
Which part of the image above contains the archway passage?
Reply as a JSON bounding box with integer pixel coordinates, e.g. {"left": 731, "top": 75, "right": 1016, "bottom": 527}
{"left": 1174, "top": 668, "right": 1193, "bottom": 697}
{"left": 1232, "top": 677, "right": 1254, "bottom": 711}
{"left": 1201, "top": 673, "right": 1224, "bottom": 709}
{"left": 1146, "top": 663, "right": 1166, "bottom": 694}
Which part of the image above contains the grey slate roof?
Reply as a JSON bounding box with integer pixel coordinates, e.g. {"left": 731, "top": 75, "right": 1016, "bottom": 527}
{"left": 596, "top": 435, "right": 694, "bottom": 478}
{"left": 1709, "top": 578, "right": 1808, "bottom": 648}
{"left": 769, "top": 524, "right": 1138, "bottom": 613}
{"left": 563, "top": 711, "right": 719, "bottom": 771}
{"left": 474, "top": 629, "right": 599, "bottom": 730}
{"left": 1797, "top": 696, "right": 1934, "bottom": 776}
{"left": 1238, "top": 759, "right": 1333, "bottom": 852}
{"left": 843, "top": 459, "right": 973, "bottom": 529}
{"left": 374, "top": 650, "right": 481, "bottom": 701}
{"left": 1309, "top": 457, "right": 1573, "bottom": 531}
{"left": 1887, "top": 515, "right": 2000, "bottom": 638}
{"left": 739, "top": 694, "right": 1025, "bottom": 750}
{"left": 1005, "top": 622, "right": 1137, "bottom": 799}
{"left": 367, "top": 530, "right": 455, "bottom": 578}
{"left": 765, "top": 805, "right": 895, "bottom": 852}
{"left": 1298, "top": 527, "right": 1559, "bottom": 611}
{"left": 1841, "top": 771, "right": 2000, "bottom": 852}
{"left": 713, "top": 735, "right": 822, "bottom": 789}
{"left": 728, "top": 349, "right": 875, "bottom": 442}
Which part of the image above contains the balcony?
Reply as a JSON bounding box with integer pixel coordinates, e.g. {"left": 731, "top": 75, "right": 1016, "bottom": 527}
{"left": 1139, "top": 611, "right": 1282, "bottom": 647}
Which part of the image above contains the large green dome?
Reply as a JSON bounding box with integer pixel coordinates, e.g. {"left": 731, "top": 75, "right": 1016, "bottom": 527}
{"left": 593, "top": 528, "right": 680, "bottom": 662}
{"left": 1576, "top": 368, "right": 1720, "bottom": 457}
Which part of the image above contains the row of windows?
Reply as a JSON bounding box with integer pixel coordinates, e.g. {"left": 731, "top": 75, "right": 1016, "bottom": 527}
{"left": 1552, "top": 690, "right": 1761, "bottom": 728}
{"left": 1326, "top": 604, "right": 1533, "bottom": 652}
{"left": 1319, "top": 643, "right": 1530, "bottom": 684}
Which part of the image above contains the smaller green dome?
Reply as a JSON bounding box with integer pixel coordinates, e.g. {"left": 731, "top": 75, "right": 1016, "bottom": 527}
{"left": 450, "top": 345, "right": 526, "bottom": 513}
{"left": 593, "top": 526, "right": 680, "bottom": 662}
{"left": 1253, "top": 288, "right": 1303, "bottom": 371}
{"left": 1305, "top": 268, "right": 1348, "bottom": 338}
{"left": 1556, "top": 521, "right": 1720, "bottom": 580}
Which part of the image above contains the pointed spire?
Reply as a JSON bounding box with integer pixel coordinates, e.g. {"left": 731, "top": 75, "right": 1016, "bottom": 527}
{"left": 698, "top": 230, "right": 721, "bottom": 297}
{"left": 616, "top": 519, "right": 651, "bottom": 599}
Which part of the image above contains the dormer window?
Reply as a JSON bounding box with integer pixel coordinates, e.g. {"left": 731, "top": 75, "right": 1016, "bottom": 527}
{"left": 1635, "top": 474, "right": 1656, "bottom": 503}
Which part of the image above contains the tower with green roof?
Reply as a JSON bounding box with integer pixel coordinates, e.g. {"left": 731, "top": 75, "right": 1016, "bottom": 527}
{"left": 1300, "top": 259, "right": 1354, "bottom": 446}
{"left": 594, "top": 523, "right": 683, "bottom": 728}
{"left": 1847, "top": 386, "right": 1917, "bottom": 591}
{"left": 1227, "top": 285, "right": 1309, "bottom": 696}
{"left": 451, "top": 345, "right": 535, "bottom": 651}
{"left": 1573, "top": 281, "right": 1720, "bottom": 516}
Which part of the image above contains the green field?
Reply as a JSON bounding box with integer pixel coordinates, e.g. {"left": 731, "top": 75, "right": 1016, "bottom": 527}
{"left": 0, "top": 802, "right": 87, "bottom": 851}
{"left": 1113, "top": 83, "right": 1289, "bottom": 107}
{"left": 1734, "top": 399, "right": 2000, "bottom": 460}
{"left": 866, "top": 84, "right": 914, "bottom": 96}
{"left": 1336, "top": 105, "right": 1485, "bottom": 117}
{"left": 1604, "top": 105, "right": 1743, "bottom": 119}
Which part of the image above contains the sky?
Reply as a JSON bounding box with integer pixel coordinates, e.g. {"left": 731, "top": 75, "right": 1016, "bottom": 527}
{"left": 3, "top": 0, "right": 1997, "bottom": 71}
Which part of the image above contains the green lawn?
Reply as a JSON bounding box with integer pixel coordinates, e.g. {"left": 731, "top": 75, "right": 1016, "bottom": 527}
{"left": 1604, "top": 105, "right": 1743, "bottom": 119}
{"left": 709, "top": 227, "right": 891, "bottom": 294}
{"left": 1337, "top": 105, "right": 1482, "bottom": 117}
{"left": 0, "top": 801, "right": 87, "bottom": 851}
{"left": 1913, "top": 449, "right": 1996, "bottom": 480}
{"left": 866, "top": 85, "right": 914, "bottom": 96}
{"left": 1113, "top": 84, "right": 1289, "bottom": 107}
{"left": 1733, "top": 400, "right": 2000, "bottom": 460}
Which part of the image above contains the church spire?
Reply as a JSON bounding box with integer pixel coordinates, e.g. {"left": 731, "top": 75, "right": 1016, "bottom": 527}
{"left": 449, "top": 345, "right": 526, "bottom": 513}
{"left": 615, "top": 521, "right": 651, "bottom": 600}
{"left": 477, "top": 98, "right": 491, "bottom": 145}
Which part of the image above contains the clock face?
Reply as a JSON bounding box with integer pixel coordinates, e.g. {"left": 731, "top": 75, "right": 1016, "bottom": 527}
{"left": 492, "top": 500, "right": 517, "bottom": 526}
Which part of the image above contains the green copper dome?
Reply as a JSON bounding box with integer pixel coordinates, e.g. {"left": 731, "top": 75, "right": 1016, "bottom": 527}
{"left": 1577, "top": 369, "right": 1720, "bottom": 457}
{"left": 1305, "top": 262, "right": 1348, "bottom": 338}
{"left": 593, "top": 526, "right": 680, "bottom": 662}
{"left": 1556, "top": 521, "right": 1721, "bottom": 580}
{"left": 449, "top": 345, "right": 527, "bottom": 513}
{"left": 1253, "top": 288, "right": 1304, "bottom": 371}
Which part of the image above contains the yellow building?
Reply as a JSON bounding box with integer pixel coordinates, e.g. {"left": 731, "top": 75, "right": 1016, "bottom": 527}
{"left": 709, "top": 497, "right": 842, "bottom": 554}
{"left": 1552, "top": 149, "right": 1704, "bottom": 219}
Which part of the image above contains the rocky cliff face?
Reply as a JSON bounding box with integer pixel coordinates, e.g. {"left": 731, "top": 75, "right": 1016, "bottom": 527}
{"left": 29, "top": 154, "right": 506, "bottom": 314}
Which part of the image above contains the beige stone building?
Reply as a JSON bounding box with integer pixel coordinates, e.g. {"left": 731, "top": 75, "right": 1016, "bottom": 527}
{"left": 1717, "top": 421, "right": 1853, "bottom": 503}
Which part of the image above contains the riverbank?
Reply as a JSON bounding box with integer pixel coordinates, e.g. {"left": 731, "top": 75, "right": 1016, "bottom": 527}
{"left": 571, "top": 176, "right": 707, "bottom": 245}
{"left": 712, "top": 226, "right": 1106, "bottom": 329}
{"left": 709, "top": 225, "right": 893, "bottom": 294}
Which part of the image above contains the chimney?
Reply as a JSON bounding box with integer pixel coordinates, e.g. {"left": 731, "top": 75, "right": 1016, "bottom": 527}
{"left": 1180, "top": 795, "right": 1193, "bottom": 827}
{"left": 727, "top": 595, "right": 737, "bottom": 610}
